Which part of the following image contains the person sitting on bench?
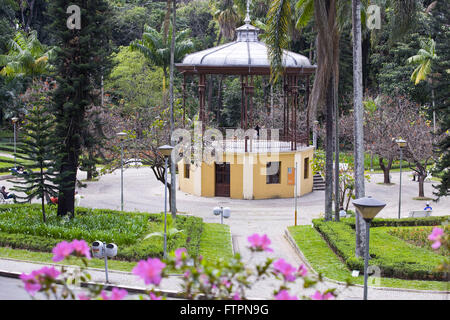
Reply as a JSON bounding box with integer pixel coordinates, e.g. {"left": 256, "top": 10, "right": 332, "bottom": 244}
{"left": 1, "top": 186, "right": 16, "bottom": 201}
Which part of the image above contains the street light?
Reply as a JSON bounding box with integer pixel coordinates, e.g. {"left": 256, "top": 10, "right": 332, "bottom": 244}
{"left": 158, "top": 144, "right": 174, "bottom": 259}
{"left": 117, "top": 132, "right": 127, "bottom": 211}
{"left": 11, "top": 117, "right": 19, "bottom": 168}
{"left": 395, "top": 138, "right": 406, "bottom": 219}
{"left": 352, "top": 196, "right": 386, "bottom": 300}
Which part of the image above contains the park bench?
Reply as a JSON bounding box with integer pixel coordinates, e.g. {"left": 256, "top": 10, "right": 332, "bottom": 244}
{"left": 0, "top": 193, "right": 13, "bottom": 204}
{"left": 408, "top": 210, "right": 432, "bottom": 218}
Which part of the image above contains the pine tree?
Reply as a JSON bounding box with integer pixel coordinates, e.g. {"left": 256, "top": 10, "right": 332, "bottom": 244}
{"left": 10, "top": 84, "right": 58, "bottom": 223}
{"left": 430, "top": 0, "right": 450, "bottom": 199}
{"left": 48, "top": 0, "right": 112, "bottom": 217}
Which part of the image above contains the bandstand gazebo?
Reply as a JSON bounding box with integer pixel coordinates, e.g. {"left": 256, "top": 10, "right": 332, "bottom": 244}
{"left": 176, "top": 10, "right": 317, "bottom": 200}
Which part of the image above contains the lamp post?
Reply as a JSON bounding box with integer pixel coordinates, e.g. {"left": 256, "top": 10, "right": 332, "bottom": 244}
{"left": 117, "top": 132, "right": 127, "bottom": 211}
{"left": 158, "top": 144, "right": 174, "bottom": 259}
{"left": 395, "top": 138, "right": 406, "bottom": 219}
{"left": 11, "top": 117, "right": 19, "bottom": 168}
{"left": 352, "top": 196, "right": 386, "bottom": 300}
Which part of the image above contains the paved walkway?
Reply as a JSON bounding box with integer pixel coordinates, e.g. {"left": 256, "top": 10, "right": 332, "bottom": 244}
{"left": 0, "top": 168, "right": 449, "bottom": 300}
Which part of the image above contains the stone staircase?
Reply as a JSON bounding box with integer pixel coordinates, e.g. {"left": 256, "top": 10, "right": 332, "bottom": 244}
{"left": 313, "top": 173, "right": 325, "bottom": 191}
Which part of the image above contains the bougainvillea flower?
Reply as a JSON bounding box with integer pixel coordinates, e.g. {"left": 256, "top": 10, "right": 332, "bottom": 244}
{"left": 71, "top": 239, "right": 91, "bottom": 259}
{"left": 297, "top": 264, "right": 308, "bottom": 277}
{"left": 78, "top": 293, "right": 91, "bottom": 300}
{"left": 311, "top": 291, "right": 335, "bottom": 300}
{"left": 149, "top": 292, "right": 162, "bottom": 300}
{"left": 273, "top": 258, "right": 297, "bottom": 282}
{"left": 19, "top": 267, "right": 60, "bottom": 296}
{"left": 247, "top": 233, "right": 273, "bottom": 252}
{"left": 20, "top": 273, "right": 42, "bottom": 296}
{"left": 232, "top": 292, "right": 241, "bottom": 300}
{"left": 101, "top": 288, "right": 128, "bottom": 300}
{"left": 52, "top": 241, "right": 74, "bottom": 262}
{"left": 428, "top": 227, "right": 444, "bottom": 249}
{"left": 174, "top": 248, "right": 188, "bottom": 267}
{"left": 132, "top": 258, "right": 166, "bottom": 285}
{"left": 428, "top": 227, "right": 444, "bottom": 241}
{"left": 275, "top": 290, "right": 298, "bottom": 300}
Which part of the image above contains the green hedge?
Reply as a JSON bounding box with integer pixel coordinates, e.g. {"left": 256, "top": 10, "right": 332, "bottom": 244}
{"left": 341, "top": 216, "right": 449, "bottom": 228}
{"left": 312, "top": 218, "right": 447, "bottom": 281}
{"left": 0, "top": 204, "right": 204, "bottom": 261}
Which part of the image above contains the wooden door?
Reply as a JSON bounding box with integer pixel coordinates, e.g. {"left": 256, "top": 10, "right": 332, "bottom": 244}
{"left": 215, "top": 163, "right": 230, "bottom": 197}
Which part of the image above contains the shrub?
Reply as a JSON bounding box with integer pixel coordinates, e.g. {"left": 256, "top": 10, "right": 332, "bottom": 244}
{"left": 313, "top": 219, "right": 446, "bottom": 281}
{"left": 0, "top": 204, "right": 204, "bottom": 261}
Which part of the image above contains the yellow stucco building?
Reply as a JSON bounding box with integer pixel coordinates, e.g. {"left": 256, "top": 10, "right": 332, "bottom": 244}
{"left": 178, "top": 143, "right": 314, "bottom": 200}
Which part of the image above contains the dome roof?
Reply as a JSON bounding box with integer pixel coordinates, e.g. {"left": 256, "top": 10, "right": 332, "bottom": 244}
{"left": 178, "top": 23, "right": 315, "bottom": 73}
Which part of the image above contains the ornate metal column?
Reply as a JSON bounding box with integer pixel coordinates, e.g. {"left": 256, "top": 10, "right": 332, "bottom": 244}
{"left": 198, "top": 73, "right": 206, "bottom": 132}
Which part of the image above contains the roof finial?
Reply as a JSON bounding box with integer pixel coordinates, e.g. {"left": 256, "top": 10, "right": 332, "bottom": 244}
{"left": 244, "top": 0, "right": 251, "bottom": 24}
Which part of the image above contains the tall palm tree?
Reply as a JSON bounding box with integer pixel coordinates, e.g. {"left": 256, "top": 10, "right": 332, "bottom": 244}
{"left": 407, "top": 37, "right": 438, "bottom": 133}
{"left": 0, "top": 30, "right": 53, "bottom": 79}
{"left": 212, "top": 0, "right": 241, "bottom": 44}
{"left": 130, "top": 25, "right": 193, "bottom": 97}
{"left": 266, "top": 0, "right": 339, "bottom": 222}
{"left": 131, "top": 21, "right": 193, "bottom": 219}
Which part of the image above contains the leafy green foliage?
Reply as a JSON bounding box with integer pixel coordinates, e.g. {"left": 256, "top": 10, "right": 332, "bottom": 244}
{"left": 0, "top": 204, "right": 204, "bottom": 261}
{"left": 312, "top": 217, "right": 449, "bottom": 281}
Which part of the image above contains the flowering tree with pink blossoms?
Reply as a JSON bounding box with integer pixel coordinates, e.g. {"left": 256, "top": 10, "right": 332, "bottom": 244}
{"left": 20, "top": 234, "right": 338, "bottom": 300}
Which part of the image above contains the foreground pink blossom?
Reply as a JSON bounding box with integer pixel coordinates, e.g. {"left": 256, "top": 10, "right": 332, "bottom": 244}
{"left": 20, "top": 267, "right": 61, "bottom": 296}
{"left": 149, "top": 292, "right": 162, "bottom": 300}
{"left": 52, "top": 241, "right": 74, "bottom": 262}
{"left": 297, "top": 264, "right": 308, "bottom": 277}
{"left": 275, "top": 290, "right": 298, "bottom": 300}
{"left": 132, "top": 258, "right": 166, "bottom": 285}
{"left": 101, "top": 288, "right": 128, "bottom": 300}
{"left": 71, "top": 239, "right": 91, "bottom": 259}
{"left": 311, "top": 291, "right": 335, "bottom": 300}
{"left": 174, "top": 248, "right": 188, "bottom": 267}
{"left": 428, "top": 227, "right": 444, "bottom": 249}
{"left": 273, "top": 258, "right": 297, "bottom": 282}
{"left": 247, "top": 233, "right": 273, "bottom": 252}
{"left": 52, "top": 240, "right": 91, "bottom": 262}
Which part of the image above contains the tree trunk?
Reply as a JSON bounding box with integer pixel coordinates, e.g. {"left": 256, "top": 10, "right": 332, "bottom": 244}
{"left": 352, "top": 0, "right": 366, "bottom": 258}
{"left": 379, "top": 157, "right": 393, "bottom": 184}
{"left": 418, "top": 175, "right": 425, "bottom": 197}
{"left": 169, "top": 0, "right": 177, "bottom": 219}
{"left": 325, "top": 75, "right": 334, "bottom": 221}
{"left": 57, "top": 161, "right": 77, "bottom": 218}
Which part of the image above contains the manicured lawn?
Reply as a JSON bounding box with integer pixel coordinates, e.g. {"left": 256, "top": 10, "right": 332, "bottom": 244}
{"left": 0, "top": 205, "right": 233, "bottom": 272}
{"left": 199, "top": 223, "right": 233, "bottom": 263}
{"left": 288, "top": 224, "right": 449, "bottom": 291}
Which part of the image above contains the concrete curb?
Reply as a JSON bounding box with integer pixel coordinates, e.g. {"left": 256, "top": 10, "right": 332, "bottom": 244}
{"left": 284, "top": 227, "right": 450, "bottom": 295}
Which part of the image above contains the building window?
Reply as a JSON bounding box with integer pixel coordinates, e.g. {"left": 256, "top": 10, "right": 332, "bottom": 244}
{"left": 184, "top": 163, "right": 190, "bottom": 179}
{"left": 266, "top": 161, "right": 281, "bottom": 184}
{"left": 304, "top": 157, "right": 309, "bottom": 179}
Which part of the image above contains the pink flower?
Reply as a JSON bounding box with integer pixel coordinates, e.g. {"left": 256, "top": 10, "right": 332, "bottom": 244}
{"left": 247, "top": 233, "right": 273, "bottom": 252}
{"left": 19, "top": 267, "right": 60, "bottom": 296}
{"left": 297, "top": 264, "right": 308, "bottom": 277}
{"left": 273, "top": 258, "right": 297, "bottom": 282}
{"left": 71, "top": 239, "right": 91, "bottom": 259}
{"left": 52, "top": 241, "right": 74, "bottom": 262}
{"left": 275, "top": 290, "right": 298, "bottom": 300}
{"left": 232, "top": 292, "right": 241, "bottom": 300}
{"left": 78, "top": 293, "right": 91, "bottom": 300}
{"left": 149, "top": 292, "right": 162, "bottom": 300}
{"left": 133, "top": 258, "right": 166, "bottom": 285}
{"left": 311, "top": 291, "right": 335, "bottom": 300}
{"left": 174, "top": 248, "right": 187, "bottom": 267}
{"left": 101, "top": 288, "right": 128, "bottom": 300}
{"left": 221, "top": 278, "right": 231, "bottom": 288}
{"left": 428, "top": 227, "right": 444, "bottom": 250}
{"left": 428, "top": 227, "right": 444, "bottom": 241}
{"left": 20, "top": 273, "right": 41, "bottom": 296}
